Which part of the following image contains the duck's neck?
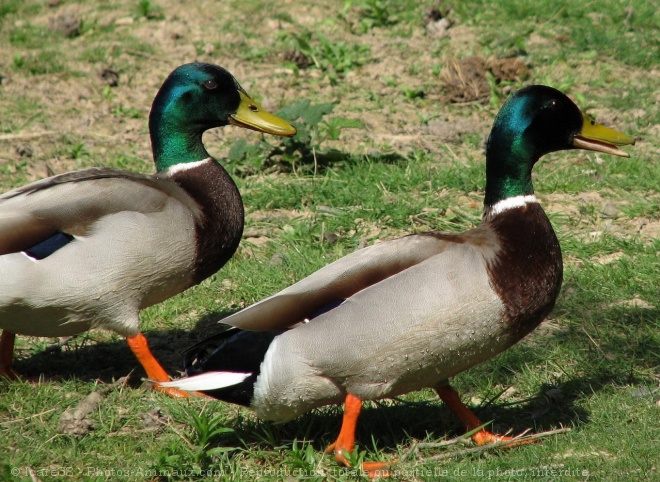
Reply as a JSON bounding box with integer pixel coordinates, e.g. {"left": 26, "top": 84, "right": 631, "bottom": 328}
{"left": 483, "top": 111, "right": 539, "bottom": 209}
{"left": 483, "top": 145, "right": 536, "bottom": 209}
{"left": 149, "top": 98, "right": 210, "bottom": 172}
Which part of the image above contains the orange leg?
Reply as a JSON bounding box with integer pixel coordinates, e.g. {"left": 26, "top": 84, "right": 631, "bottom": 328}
{"left": 325, "top": 393, "right": 392, "bottom": 478}
{"left": 0, "top": 331, "right": 17, "bottom": 379}
{"left": 436, "top": 384, "right": 522, "bottom": 445}
{"left": 125, "top": 333, "right": 188, "bottom": 398}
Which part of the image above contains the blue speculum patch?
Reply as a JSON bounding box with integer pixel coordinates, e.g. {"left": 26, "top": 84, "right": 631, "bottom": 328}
{"left": 24, "top": 232, "right": 74, "bottom": 260}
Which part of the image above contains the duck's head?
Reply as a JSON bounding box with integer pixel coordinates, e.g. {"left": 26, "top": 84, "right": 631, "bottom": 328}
{"left": 150, "top": 63, "right": 296, "bottom": 171}
{"left": 484, "top": 85, "right": 635, "bottom": 206}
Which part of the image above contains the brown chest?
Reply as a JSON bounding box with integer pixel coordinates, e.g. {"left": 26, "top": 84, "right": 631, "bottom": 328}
{"left": 485, "top": 203, "right": 563, "bottom": 339}
{"left": 170, "top": 160, "right": 244, "bottom": 285}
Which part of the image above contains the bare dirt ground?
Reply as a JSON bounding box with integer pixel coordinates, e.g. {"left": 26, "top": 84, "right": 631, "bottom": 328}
{"left": 0, "top": 2, "right": 550, "bottom": 173}
{"left": 2, "top": 1, "right": 655, "bottom": 172}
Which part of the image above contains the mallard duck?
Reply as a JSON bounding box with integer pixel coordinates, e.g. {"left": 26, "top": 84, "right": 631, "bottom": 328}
{"left": 160, "top": 85, "right": 634, "bottom": 468}
{"left": 0, "top": 62, "right": 296, "bottom": 396}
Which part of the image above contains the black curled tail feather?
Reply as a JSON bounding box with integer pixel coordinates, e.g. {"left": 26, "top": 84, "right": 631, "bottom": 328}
{"left": 183, "top": 326, "right": 280, "bottom": 406}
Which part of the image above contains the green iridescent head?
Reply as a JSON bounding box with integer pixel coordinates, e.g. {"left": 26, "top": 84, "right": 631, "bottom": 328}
{"left": 484, "top": 85, "right": 634, "bottom": 206}
{"left": 149, "top": 63, "right": 296, "bottom": 171}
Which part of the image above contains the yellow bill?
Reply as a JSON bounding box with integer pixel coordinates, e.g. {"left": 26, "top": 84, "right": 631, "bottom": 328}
{"left": 229, "top": 91, "right": 297, "bottom": 137}
{"left": 573, "top": 112, "right": 635, "bottom": 157}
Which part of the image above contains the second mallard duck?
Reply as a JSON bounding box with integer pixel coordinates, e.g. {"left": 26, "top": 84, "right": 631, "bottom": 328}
{"left": 0, "top": 63, "right": 296, "bottom": 396}
{"left": 161, "top": 85, "right": 634, "bottom": 468}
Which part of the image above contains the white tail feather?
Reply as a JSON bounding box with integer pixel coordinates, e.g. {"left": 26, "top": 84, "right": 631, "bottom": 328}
{"left": 156, "top": 371, "right": 251, "bottom": 391}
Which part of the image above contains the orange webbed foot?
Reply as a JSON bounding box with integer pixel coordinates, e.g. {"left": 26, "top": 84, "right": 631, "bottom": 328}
{"left": 473, "top": 428, "right": 513, "bottom": 445}
{"left": 326, "top": 394, "right": 396, "bottom": 478}
{"left": 362, "top": 460, "right": 395, "bottom": 479}
{"left": 126, "top": 332, "right": 189, "bottom": 398}
{"left": 471, "top": 428, "right": 535, "bottom": 447}
{"left": 436, "top": 384, "right": 533, "bottom": 448}
{"left": 324, "top": 442, "right": 392, "bottom": 478}
{"left": 151, "top": 383, "right": 191, "bottom": 398}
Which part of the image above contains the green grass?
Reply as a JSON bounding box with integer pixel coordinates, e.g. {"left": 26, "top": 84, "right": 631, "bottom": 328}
{"left": 455, "top": 0, "right": 659, "bottom": 68}
{"left": 1, "top": 0, "right": 658, "bottom": 480}
{"left": 281, "top": 30, "right": 372, "bottom": 84}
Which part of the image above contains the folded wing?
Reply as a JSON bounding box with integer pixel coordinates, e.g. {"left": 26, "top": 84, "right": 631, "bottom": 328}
{"left": 224, "top": 233, "right": 461, "bottom": 331}
{"left": 0, "top": 168, "right": 201, "bottom": 255}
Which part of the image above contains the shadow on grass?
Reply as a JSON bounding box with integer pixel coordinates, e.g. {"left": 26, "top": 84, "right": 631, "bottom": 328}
{"left": 248, "top": 148, "right": 410, "bottom": 178}
{"left": 9, "top": 309, "right": 235, "bottom": 385}
{"left": 202, "top": 375, "right": 597, "bottom": 457}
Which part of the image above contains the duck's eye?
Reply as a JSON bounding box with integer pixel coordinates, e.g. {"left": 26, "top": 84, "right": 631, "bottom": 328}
{"left": 203, "top": 79, "right": 218, "bottom": 90}
{"left": 547, "top": 99, "right": 558, "bottom": 110}
{"left": 248, "top": 104, "right": 259, "bottom": 112}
